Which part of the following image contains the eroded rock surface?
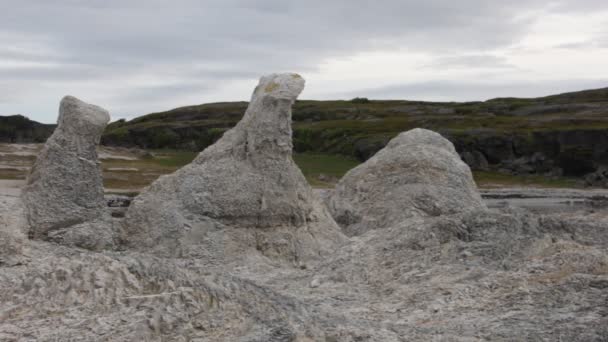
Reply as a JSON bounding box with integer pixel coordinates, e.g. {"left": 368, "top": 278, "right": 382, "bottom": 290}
{"left": 124, "top": 74, "right": 345, "bottom": 262}
{"left": 1, "top": 201, "right": 607, "bottom": 341}
{"left": 21, "top": 96, "right": 110, "bottom": 239}
{"left": 1, "top": 82, "right": 607, "bottom": 341}
{"left": 0, "top": 195, "right": 28, "bottom": 266}
{"left": 329, "top": 128, "right": 485, "bottom": 236}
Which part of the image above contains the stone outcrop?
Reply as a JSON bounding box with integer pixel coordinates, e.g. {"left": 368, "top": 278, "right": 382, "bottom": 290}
{"left": 124, "top": 73, "right": 345, "bottom": 262}
{"left": 585, "top": 167, "right": 608, "bottom": 188}
{"left": 22, "top": 96, "right": 110, "bottom": 239}
{"left": 329, "top": 128, "right": 485, "bottom": 236}
{"left": 450, "top": 129, "right": 608, "bottom": 177}
{"left": 460, "top": 150, "right": 489, "bottom": 171}
{"left": 2, "top": 79, "right": 607, "bottom": 341}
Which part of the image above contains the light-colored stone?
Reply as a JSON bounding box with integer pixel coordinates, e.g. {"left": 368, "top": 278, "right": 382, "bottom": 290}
{"left": 329, "top": 128, "right": 486, "bottom": 236}
{"left": 22, "top": 96, "right": 110, "bottom": 239}
{"left": 1, "top": 81, "right": 607, "bottom": 342}
{"left": 124, "top": 73, "right": 345, "bottom": 262}
{"left": 0, "top": 196, "right": 28, "bottom": 265}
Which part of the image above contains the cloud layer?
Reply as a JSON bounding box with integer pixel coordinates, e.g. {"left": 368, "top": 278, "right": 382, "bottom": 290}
{"left": 1, "top": 0, "right": 608, "bottom": 122}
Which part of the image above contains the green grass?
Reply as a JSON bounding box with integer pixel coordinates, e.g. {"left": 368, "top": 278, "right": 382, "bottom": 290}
{"left": 101, "top": 151, "right": 361, "bottom": 190}
{"left": 0, "top": 169, "right": 26, "bottom": 180}
{"left": 97, "top": 86, "right": 608, "bottom": 160}
{"left": 150, "top": 150, "right": 198, "bottom": 167}
{"left": 293, "top": 153, "right": 360, "bottom": 187}
{"left": 1, "top": 142, "right": 587, "bottom": 192}
{"left": 473, "top": 171, "right": 581, "bottom": 189}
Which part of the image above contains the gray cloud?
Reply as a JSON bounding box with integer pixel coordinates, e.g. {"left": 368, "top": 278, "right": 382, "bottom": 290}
{"left": 424, "top": 55, "right": 516, "bottom": 69}
{"left": 1, "top": 0, "right": 608, "bottom": 122}
{"left": 340, "top": 79, "right": 608, "bottom": 102}
{"left": 112, "top": 82, "right": 211, "bottom": 103}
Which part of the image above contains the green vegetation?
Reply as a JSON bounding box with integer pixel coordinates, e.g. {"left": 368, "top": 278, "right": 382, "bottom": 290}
{"left": 0, "top": 115, "right": 55, "bottom": 143}
{"left": 98, "top": 87, "right": 608, "bottom": 162}
{"left": 102, "top": 150, "right": 583, "bottom": 190}
{"left": 105, "top": 151, "right": 361, "bottom": 189}
{"left": 0, "top": 143, "right": 587, "bottom": 191}
{"left": 0, "top": 168, "right": 26, "bottom": 180}
{"left": 473, "top": 171, "right": 580, "bottom": 189}
{"left": 293, "top": 153, "right": 360, "bottom": 187}
{"left": 150, "top": 150, "right": 198, "bottom": 167}
{"left": 4, "top": 86, "right": 608, "bottom": 191}
{"left": 350, "top": 97, "right": 370, "bottom": 104}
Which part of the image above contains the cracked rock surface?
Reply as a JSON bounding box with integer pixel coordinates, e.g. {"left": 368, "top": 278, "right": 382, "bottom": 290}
{"left": 1, "top": 77, "right": 607, "bottom": 341}
{"left": 21, "top": 96, "right": 110, "bottom": 239}
{"left": 123, "top": 73, "right": 346, "bottom": 263}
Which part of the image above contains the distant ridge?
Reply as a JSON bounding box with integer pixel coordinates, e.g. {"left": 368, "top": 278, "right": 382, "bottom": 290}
{"left": 4, "top": 85, "right": 608, "bottom": 179}
{"left": 0, "top": 114, "right": 55, "bottom": 143}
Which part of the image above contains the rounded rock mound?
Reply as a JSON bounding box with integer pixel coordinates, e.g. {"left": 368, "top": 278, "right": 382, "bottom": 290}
{"left": 328, "top": 128, "right": 485, "bottom": 236}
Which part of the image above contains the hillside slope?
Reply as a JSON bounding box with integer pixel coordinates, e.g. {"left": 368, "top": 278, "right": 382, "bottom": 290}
{"left": 4, "top": 87, "right": 608, "bottom": 181}
{"left": 0, "top": 115, "right": 55, "bottom": 143}
{"left": 101, "top": 87, "right": 608, "bottom": 179}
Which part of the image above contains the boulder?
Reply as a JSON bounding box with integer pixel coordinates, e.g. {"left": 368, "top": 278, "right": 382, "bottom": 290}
{"left": 22, "top": 96, "right": 110, "bottom": 239}
{"left": 585, "top": 167, "right": 608, "bottom": 188}
{"left": 460, "top": 150, "right": 489, "bottom": 171}
{"left": 329, "top": 128, "right": 486, "bottom": 236}
{"left": 123, "top": 73, "right": 345, "bottom": 262}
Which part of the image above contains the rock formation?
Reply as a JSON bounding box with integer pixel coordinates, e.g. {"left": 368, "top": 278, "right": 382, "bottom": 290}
{"left": 22, "top": 96, "right": 110, "bottom": 239}
{"left": 329, "top": 128, "right": 485, "bottom": 236}
{"left": 1, "top": 79, "right": 607, "bottom": 341}
{"left": 460, "top": 150, "right": 489, "bottom": 171}
{"left": 124, "top": 73, "right": 345, "bottom": 262}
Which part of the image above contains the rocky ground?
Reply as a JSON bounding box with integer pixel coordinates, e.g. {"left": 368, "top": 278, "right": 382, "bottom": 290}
{"left": 1, "top": 75, "right": 607, "bottom": 341}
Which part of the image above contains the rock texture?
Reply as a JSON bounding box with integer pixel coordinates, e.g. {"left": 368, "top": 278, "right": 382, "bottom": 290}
{"left": 22, "top": 96, "right": 110, "bottom": 239}
{"left": 329, "top": 128, "right": 485, "bottom": 236}
{"left": 585, "top": 166, "right": 608, "bottom": 188}
{"left": 0, "top": 195, "right": 28, "bottom": 266}
{"left": 124, "top": 74, "right": 345, "bottom": 262}
{"left": 2, "top": 192, "right": 607, "bottom": 341}
{"left": 1, "top": 82, "right": 607, "bottom": 341}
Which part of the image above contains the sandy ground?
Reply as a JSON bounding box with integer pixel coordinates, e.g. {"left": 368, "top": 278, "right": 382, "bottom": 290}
{"left": 0, "top": 143, "right": 168, "bottom": 194}
{"left": 0, "top": 179, "right": 25, "bottom": 197}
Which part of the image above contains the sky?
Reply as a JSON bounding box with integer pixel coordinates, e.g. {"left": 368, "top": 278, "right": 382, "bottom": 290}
{"left": 1, "top": 0, "right": 608, "bottom": 123}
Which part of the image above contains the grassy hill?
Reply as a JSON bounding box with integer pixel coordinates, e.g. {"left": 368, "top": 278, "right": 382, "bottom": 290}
{"left": 0, "top": 115, "right": 55, "bottom": 143}
{"left": 101, "top": 87, "right": 608, "bottom": 171}
{"left": 3, "top": 87, "right": 608, "bottom": 185}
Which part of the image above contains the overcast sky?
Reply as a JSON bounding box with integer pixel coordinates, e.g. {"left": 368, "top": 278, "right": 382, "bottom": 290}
{"left": 1, "top": 0, "right": 608, "bottom": 123}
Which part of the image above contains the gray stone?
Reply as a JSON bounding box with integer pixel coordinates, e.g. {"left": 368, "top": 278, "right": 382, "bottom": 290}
{"left": 2, "top": 81, "right": 607, "bottom": 342}
{"left": 460, "top": 150, "right": 489, "bottom": 171}
{"left": 585, "top": 166, "right": 608, "bottom": 188}
{"left": 46, "top": 218, "right": 119, "bottom": 251}
{"left": 22, "top": 96, "right": 110, "bottom": 239}
{"left": 0, "top": 196, "right": 28, "bottom": 265}
{"left": 124, "top": 73, "right": 345, "bottom": 262}
{"left": 329, "top": 128, "right": 486, "bottom": 236}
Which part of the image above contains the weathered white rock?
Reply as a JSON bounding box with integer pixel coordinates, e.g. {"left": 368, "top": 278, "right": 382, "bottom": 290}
{"left": 22, "top": 96, "right": 110, "bottom": 239}
{"left": 124, "top": 73, "right": 345, "bottom": 262}
{"left": 2, "top": 82, "right": 605, "bottom": 342}
{"left": 0, "top": 196, "right": 28, "bottom": 265}
{"left": 329, "top": 128, "right": 485, "bottom": 236}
